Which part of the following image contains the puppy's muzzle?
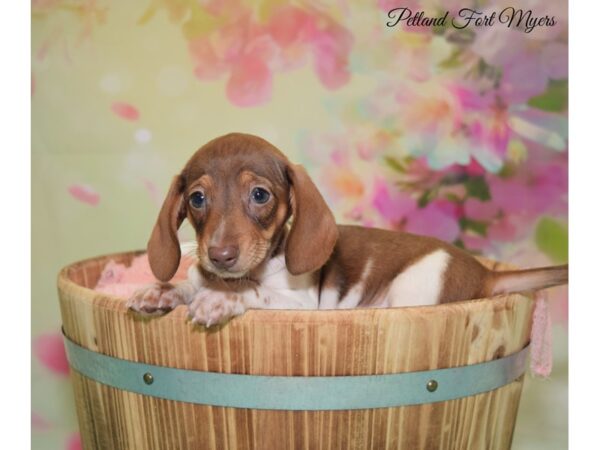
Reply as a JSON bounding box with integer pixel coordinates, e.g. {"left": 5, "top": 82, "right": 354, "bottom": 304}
{"left": 208, "top": 245, "right": 240, "bottom": 270}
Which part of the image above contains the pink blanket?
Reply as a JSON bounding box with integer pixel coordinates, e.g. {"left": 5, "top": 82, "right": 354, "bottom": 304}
{"left": 94, "top": 254, "right": 194, "bottom": 298}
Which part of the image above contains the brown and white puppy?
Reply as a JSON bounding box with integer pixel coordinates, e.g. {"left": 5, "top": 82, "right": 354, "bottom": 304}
{"left": 127, "top": 133, "right": 568, "bottom": 326}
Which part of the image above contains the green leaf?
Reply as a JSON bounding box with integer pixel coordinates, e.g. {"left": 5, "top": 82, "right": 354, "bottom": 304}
{"left": 417, "top": 190, "right": 435, "bottom": 208}
{"left": 438, "top": 48, "right": 463, "bottom": 69}
{"left": 137, "top": 4, "right": 158, "bottom": 25}
{"left": 182, "top": 7, "right": 220, "bottom": 40}
{"left": 383, "top": 156, "right": 407, "bottom": 173}
{"left": 464, "top": 176, "right": 491, "bottom": 201}
{"left": 535, "top": 217, "right": 568, "bottom": 263}
{"left": 527, "top": 80, "right": 568, "bottom": 112}
{"left": 459, "top": 217, "right": 488, "bottom": 236}
{"left": 445, "top": 192, "right": 463, "bottom": 203}
{"left": 453, "top": 238, "right": 466, "bottom": 249}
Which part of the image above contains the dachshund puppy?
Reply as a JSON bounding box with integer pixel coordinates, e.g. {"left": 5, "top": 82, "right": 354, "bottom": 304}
{"left": 127, "top": 133, "right": 568, "bottom": 326}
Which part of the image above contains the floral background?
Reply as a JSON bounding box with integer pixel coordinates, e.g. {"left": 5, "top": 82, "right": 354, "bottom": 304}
{"left": 32, "top": 0, "right": 568, "bottom": 448}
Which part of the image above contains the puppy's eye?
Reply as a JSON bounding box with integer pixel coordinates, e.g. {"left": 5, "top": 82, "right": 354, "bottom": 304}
{"left": 189, "top": 191, "right": 205, "bottom": 209}
{"left": 251, "top": 187, "right": 270, "bottom": 204}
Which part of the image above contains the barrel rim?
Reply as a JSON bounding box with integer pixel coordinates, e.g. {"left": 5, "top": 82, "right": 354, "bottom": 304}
{"left": 57, "top": 250, "right": 532, "bottom": 321}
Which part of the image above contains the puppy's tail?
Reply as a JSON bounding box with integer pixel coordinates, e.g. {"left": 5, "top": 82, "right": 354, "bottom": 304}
{"left": 487, "top": 264, "right": 568, "bottom": 296}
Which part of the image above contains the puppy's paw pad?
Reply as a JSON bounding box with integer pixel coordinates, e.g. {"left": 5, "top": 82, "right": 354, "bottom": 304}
{"left": 157, "top": 289, "right": 186, "bottom": 310}
{"left": 127, "top": 284, "right": 184, "bottom": 316}
{"left": 188, "top": 293, "right": 241, "bottom": 327}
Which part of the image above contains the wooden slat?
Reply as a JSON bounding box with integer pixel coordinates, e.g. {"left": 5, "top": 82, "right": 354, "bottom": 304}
{"left": 58, "top": 252, "right": 534, "bottom": 450}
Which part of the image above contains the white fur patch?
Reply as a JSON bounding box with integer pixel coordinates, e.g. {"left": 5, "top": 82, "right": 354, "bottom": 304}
{"left": 187, "top": 263, "right": 203, "bottom": 290}
{"left": 180, "top": 241, "right": 198, "bottom": 259}
{"left": 319, "top": 288, "right": 340, "bottom": 310}
{"left": 387, "top": 250, "right": 450, "bottom": 307}
{"left": 336, "top": 283, "right": 365, "bottom": 309}
{"left": 337, "top": 259, "right": 374, "bottom": 309}
{"left": 256, "top": 254, "right": 319, "bottom": 309}
{"left": 319, "top": 259, "right": 374, "bottom": 310}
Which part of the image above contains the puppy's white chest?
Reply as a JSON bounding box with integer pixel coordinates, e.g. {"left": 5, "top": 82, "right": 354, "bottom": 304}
{"left": 258, "top": 254, "right": 319, "bottom": 309}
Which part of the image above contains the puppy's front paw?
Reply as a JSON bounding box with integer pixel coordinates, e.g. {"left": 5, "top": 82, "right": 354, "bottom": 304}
{"left": 188, "top": 292, "right": 245, "bottom": 327}
{"left": 127, "top": 283, "right": 185, "bottom": 316}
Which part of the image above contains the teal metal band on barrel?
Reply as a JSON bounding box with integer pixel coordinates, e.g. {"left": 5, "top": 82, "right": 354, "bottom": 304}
{"left": 63, "top": 334, "right": 529, "bottom": 411}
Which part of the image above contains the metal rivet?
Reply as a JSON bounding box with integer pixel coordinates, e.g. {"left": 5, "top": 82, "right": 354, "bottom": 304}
{"left": 426, "top": 379, "right": 438, "bottom": 392}
{"left": 143, "top": 372, "right": 154, "bottom": 385}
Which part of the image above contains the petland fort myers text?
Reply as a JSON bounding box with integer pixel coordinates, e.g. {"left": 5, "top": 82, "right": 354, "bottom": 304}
{"left": 386, "top": 7, "right": 556, "bottom": 33}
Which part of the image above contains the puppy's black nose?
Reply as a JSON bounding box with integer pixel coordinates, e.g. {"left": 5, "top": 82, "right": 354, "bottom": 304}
{"left": 208, "top": 245, "right": 240, "bottom": 270}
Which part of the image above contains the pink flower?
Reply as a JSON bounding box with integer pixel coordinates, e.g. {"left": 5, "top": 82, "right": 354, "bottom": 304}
{"left": 471, "top": 6, "right": 567, "bottom": 69}
{"left": 68, "top": 184, "right": 100, "bottom": 206}
{"left": 66, "top": 433, "right": 82, "bottom": 450}
{"left": 268, "top": 6, "right": 315, "bottom": 47}
{"left": 111, "top": 102, "right": 139, "bottom": 121}
{"left": 226, "top": 56, "right": 272, "bottom": 107}
{"left": 395, "top": 81, "right": 507, "bottom": 172}
{"left": 189, "top": 38, "right": 227, "bottom": 80}
{"left": 372, "top": 178, "right": 415, "bottom": 222}
{"left": 321, "top": 168, "right": 365, "bottom": 200}
{"left": 32, "top": 412, "right": 51, "bottom": 432}
{"left": 470, "top": 1, "right": 567, "bottom": 102}
{"left": 461, "top": 233, "right": 491, "bottom": 251}
{"left": 464, "top": 158, "right": 487, "bottom": 177}
{"left": 464, "top": 198, "right": 499, "bottom": 221}
{"left": 405, "top": 201, "right": 461, "bottom": 242}
{"left": 33, "top": 333, "right": 70, "bottom": 376}
{"left": 488, "top": 158, "right": 567, "bottom": 217}
{"left": 310, "top": 22, "right": 353, "bottom": 90}
{"left": 458, "top": 151, "right": 567, "bottom": 249}
{"left": 500, "top": 57, "right": 550, "bottom": 104}
{"left": 486, "top": 217, "right": 519, "bottom": 242}
{"left": 371, "top": 179, "right": 461, "bottom": 242}
{"left": 185, "top": 4, "right": 353, "bottom": 107}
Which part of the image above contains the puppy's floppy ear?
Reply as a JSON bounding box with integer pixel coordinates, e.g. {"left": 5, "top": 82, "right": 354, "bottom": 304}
{"left": 147, "top": 175, "right": 187, "bottom": 282}
{"left": 285, "top": 164, "right": 338, "bottom": 275}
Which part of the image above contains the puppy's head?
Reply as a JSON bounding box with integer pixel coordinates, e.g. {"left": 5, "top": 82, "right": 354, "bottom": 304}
{"left": 147, "top": 133, "right": 338, "bottom": 282}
